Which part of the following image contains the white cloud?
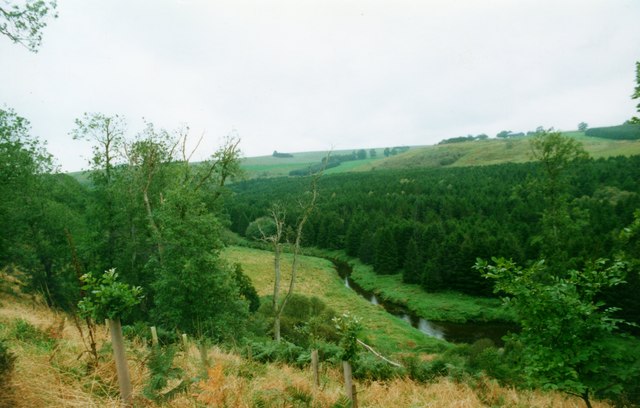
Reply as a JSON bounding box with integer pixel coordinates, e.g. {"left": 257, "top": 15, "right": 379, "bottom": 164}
{"left": 1, "top": 0, "right": 639, "bottom": 171}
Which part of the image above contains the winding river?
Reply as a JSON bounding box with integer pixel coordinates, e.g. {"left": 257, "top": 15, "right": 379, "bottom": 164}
{"left": 332, "top": 259, "right": 516, "bottom": 345}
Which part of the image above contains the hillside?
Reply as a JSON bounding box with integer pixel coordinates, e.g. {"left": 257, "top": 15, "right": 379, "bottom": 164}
{"left": 221, "top": 246, "right": 443, "bottom": 355}
{"left": 237, "top": 129, "right": 640, "bottom": 178}
{"left": 366, "top": 131, "right": 640, "bottom": 171}
{"left": 0, "top": 266, "right": 615, "bottom": 407}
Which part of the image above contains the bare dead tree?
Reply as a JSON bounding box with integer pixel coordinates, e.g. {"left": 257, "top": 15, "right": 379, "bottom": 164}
{"left": 263, "top": 157, "right": 325, "bottom": 341}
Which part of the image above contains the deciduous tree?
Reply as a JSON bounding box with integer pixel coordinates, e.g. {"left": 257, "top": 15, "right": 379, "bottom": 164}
{"left": 0, "top": 0, "right": 57, "bottom": 52}
{"left": 476, "top": 257, "right": 640, "bottom": 408}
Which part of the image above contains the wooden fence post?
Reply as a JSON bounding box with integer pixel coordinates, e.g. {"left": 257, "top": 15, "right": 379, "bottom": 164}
{"left": 352, "top": 383, "right": 358, "bottom": 408}
{"left": 311, "top": 349, "right": 319, "bottom": 387}
{"left": 150, "top": 326, "right": 158, "bottom": 347}
{"left": 182, "top": 333, "right": 188, "bottom": 349}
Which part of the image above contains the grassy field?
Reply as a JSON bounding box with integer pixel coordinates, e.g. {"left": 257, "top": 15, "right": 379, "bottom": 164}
{"left": 238, "top": 148, "right": 387, "bottom": 178}
{"left": 236, "top": 131, "right": 640, "bottom": 178}
{"left": 357, "top": 132, "right": 640, "bottom": 172}
{"left": 221, "top": 246, "right": 447, "bottom": 355}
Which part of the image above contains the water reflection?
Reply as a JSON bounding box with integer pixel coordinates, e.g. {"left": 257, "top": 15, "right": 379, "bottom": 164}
{"left": 417, "top": 318, "right": 446, "bottom": 340}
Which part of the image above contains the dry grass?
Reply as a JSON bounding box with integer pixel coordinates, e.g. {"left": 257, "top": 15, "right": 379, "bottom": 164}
{"left": 0, "top": 270, "right": 615, "bottom": 408}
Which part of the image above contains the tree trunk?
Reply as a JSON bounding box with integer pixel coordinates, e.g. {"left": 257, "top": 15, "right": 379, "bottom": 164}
{"left": 273, "top": 242, "right": 282, "bottom": 342}
{"left": 581, "top": 390, "right": 593, "bottom": 408}
{"left": 273, "top": 316, "right": 281, "bottom": 342}
{"left": 108, "top": 319, "right": 132, "bottom": 406}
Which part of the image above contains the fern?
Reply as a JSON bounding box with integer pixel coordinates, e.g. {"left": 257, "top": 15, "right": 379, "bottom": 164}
{"left": 143, "top": 345, "right": 185, "bottom": 402}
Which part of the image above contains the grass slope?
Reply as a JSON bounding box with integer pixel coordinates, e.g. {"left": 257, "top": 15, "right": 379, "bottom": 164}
{"left": 238, "top": 131, "right": 640, "bottom": 178}
{"left": 221, "top": 246, "right": 446, "bottom": 355}
{"left": 360, "top": 132, "right": 640, "bottom": 171}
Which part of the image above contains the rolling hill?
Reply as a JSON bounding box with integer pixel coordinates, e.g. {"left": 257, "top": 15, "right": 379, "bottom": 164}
{"left": 238, "top": 129, "right": 640, "bottom": 179}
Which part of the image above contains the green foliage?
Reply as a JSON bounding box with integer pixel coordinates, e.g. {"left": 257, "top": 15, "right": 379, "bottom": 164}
{"left": 255, "top": 294, "right": 338, "bottom": 347}
{"left": 11, "top": 319, "right": 55, "bottom": 351}
{"left": 0, "top": 338, "right": 15, "bottom": 407}
{"left": 0, "top": 0, "right": 57, "bottom": 52}
{"left": 374, "top": 228, "right": 398, "bottom": 275}
{"left": 245, "top": 216, "right": 276, "bottom": 241}
{"left": 244, "top": 339, "right": 307, "bottom": 367}
{"left": 529, "top": 130, "right": 589, "bottom": 272}
{"left": 233, "top": 263, "right": 260, "bottom": 313}
{"left": 333, "top": 313, "right": 361, "bottom": 363}
{"left": 143, "top": 345, "right": 186, "bottom": 402}
{"left": 585, "top": 123, "right": 640, "bottom": 140}
{"left": 352, "top": 353, "right": 402, "bottom": 381}
{"left": 0, "top": 108, "right": 84, "bottom": 309}
{"left": 77, "top": 268, "right": 143, "bottom": 321}
{"left": 230, "top": 154, "right": 640, "bottom": 297}
{"left": 476, "top": 257, "right": 640, "bottom": 404}
{"left": 630, "top": 61, "right": 640, "bottom": 124}
{"left": 0, "top": 338, "right": 15, "bottom": 384}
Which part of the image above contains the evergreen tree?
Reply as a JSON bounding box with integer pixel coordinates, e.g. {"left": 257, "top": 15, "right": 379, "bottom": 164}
{"left": 402, "top": 238, "right": 422, "bottom": 284}
{"left": 374, "top": 227, "right": 398, "bottom": 275}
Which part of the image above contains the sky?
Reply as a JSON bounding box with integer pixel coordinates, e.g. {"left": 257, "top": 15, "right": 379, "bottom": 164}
{"left": 2, "top": 0, "right": 639, "bottom": 172}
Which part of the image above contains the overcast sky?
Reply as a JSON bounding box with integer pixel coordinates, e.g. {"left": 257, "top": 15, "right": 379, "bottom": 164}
{"left": 2, "top": 0, "right": 639, "bottom": 172}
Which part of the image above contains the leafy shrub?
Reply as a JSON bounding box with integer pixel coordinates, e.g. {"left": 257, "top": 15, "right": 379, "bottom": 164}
{"left": 245, "top": 216, "right": 277, "bottom": 241}
{"left": 403, "top": 355, "right": 447, "bottom": 383}
{"left": 245, "top": 339, "right": 305, "bottom": 366}
{"left": 77, "top": 269, "right": 143, "bottom": 321}
{"left": 11, "top": 319, "right": 55, "bottom": 351}
{"left": 122, "top": 321, "right": 151, "bottom": 343}
{"left": 353, "top": 353, "right": 402, "bottom": 381}
{"left": 256, "top": 294, "right": 339, "bottom": 347}
{"left": 0, "top": 339, "right": 16, "bottom": 402}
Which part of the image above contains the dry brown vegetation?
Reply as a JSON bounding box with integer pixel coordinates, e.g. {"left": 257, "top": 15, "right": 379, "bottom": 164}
{"left": 0, "top": 270, "right": 614, "bottom": 408}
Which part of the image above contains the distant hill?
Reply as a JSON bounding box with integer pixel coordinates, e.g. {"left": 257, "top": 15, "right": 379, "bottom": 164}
{"left": 239, "top": 128, "right": 640, "bottom": 178}
{"left": 68, "top": 126, "right": 640, "bottom": 181}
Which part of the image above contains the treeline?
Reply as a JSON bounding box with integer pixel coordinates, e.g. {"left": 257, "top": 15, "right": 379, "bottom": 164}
{"left": 272, "top": 150, "right": 294, "bottom": 158}
{"left": 585, "top": 123, "right": 640, "bottom": 140}
{"left": 288, "top": 146, "right": 409, "bottom": 176}
{"left": 227, "top": 156, "right": 640, "bottom": 303}
{"left": 1, "top": 110, "right": 260, "bottom": 341}
{"left": 439, "top": 134, "right": 488, "bottom": 144}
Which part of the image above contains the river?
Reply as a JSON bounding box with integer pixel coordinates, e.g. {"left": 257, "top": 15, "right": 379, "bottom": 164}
{"left": 332, "top": 258, "right": 516, "bottom": 345}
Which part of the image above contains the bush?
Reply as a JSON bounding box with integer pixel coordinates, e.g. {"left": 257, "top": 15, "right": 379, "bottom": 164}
{"left": 353, "top": 353, "right": 402, "bottom": 381}
{"left": 11, "top": 319, "right": 55, "bottom": 351}
{"left": 245, "top": 217, "right": 276, "bottom": 241}
{"left": 256, "top": 294, "right": 339, "bottom": 348}
{"left": 0, "top": 339, "right": 16, "bottom": 402}
{"left": 245, "top": 340, "right": 305, "bottom": 366}
{"left": 402, "top": 356, "right": 444, "bottom": 383}
{"left": 144, "top": 345, "right": 186, "bottom": 402}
